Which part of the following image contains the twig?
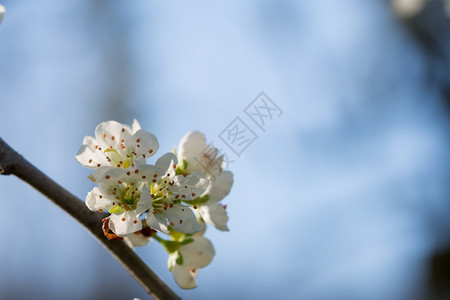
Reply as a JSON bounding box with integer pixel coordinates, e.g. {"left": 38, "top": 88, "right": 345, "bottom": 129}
{"left": 0, "top": 137, "right": 180, "bottom": 300}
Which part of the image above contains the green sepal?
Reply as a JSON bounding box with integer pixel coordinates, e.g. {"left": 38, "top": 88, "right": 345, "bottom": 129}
{"left": 176, "top": 252, "right": 183, "bottom": 265}
{"left": 179, "top": 237, "right": 194, "bottom": 246}
{"left": 182, "top": 194, "right": 210, "bottom": 206}
{"left": 168, "top": 228, "right": 187, "bottom": 241}
{"left": 175, "top": 167, "right": 184, "bottom": 176}
{"left": 175, "top": 159, "right": 189, "bottom": 175}
{"left": 153, "top": 235, "right": 181, "bottom": 253}
{"left": 195, "top": 194, "right": 210, "bottom": 204}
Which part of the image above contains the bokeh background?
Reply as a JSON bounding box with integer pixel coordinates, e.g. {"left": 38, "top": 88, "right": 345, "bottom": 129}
{"left": 0, "top": 1, "right": 449, "bottom": 299}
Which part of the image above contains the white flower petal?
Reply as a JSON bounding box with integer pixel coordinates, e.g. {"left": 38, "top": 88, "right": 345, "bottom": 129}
{"left": 124, "top": 232, "right": 151, "bottom": 248}
{"left": 135, "top": 187, "right": 152, "bottom": 215}
{"left": 199, "top": 203, "right": 229, "bottom": 231}
{"left": 81, "top": 135, "right": 97, "bottom": 148}
{"left": 165, "top": 206, "right": 204, "bottom": 234}
{"left": 146, "top": 209, "right": 169, "bottom": 233}
{"left": 178, "top": 131, "right": 208, "bottom": 173}
{"left": 155, "top": 152, "right": 178, "bottom": 175}
{"left": 91, "top": 166, "right": 124, "bottom": 187}
{"left": 179, "top": 236, "right": 215, "bottom": 268}
{"left": 75, "top": 138, "right": 110, "bottom": 168}
{"left": 171, "top": 264, "right": 197, "bottom": 289}
{"left": 178, "top": 131, "right": 206, "bottom": 159}
{"left": 109, "top": 211, "right": 142, "bottom": 236}
{"left": 206, "top": 171, "right": 233, "bottom": 202}
{"left": 85, "top": 187, "right": 112, "bottom": 212}
{"left": 171, "top": 172, "right": 209, "bottom": 200}
{"left": 95, "top": 120, "right": 132, "bottom": 143}
{"left": 131, "top": 119, "right": 141, "bottom": 133}
{"left": 134, "top": 164, "right": 165, "bottom": 184}
{"left": 132, "top": 129, "right": 159, "bottom": 159}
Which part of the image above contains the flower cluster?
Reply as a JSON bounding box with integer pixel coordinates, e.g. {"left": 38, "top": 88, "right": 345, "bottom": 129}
{"left": 76, "top": 120, "right": 233, "bottom": 289}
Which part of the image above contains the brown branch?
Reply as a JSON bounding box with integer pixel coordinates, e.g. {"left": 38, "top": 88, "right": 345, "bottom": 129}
{"left": 0, "top": 137, "right": 180, "bottom": 300}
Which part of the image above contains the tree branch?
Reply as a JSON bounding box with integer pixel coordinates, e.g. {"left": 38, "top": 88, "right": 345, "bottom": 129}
{"left": 0, "top": 137, "right": 180, "bottom": 300}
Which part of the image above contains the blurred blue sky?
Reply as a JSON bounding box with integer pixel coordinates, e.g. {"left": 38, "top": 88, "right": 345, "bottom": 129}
{"left": 0, "top": 1, "right": 449, "bottom": 299}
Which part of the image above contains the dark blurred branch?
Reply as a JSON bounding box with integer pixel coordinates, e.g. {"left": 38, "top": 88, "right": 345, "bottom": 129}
{"left": 429, "top": 248, "right": 450, "bottom": 299}
{"left": 0, "top": 137, "right": 180, "bottom": 300}
{"left": 392, "top": 0, "right": 450, "bottom": 113}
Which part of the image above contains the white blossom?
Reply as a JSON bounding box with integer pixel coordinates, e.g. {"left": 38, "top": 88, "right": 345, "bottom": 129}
{"left": 86, "top": 164, "right": 162, "bottom": 236}
{"left": 168, "top": 235, "right": 215, "bottom": 289}
{"left": 177, "top": 131, "right": 223, "bottom": 178}
{"left": 146, "top": 153, "right": 208, "bottom": 234}
{"left": 177, "top": 131, "right": 233, "bottom": 231}
{"left": 76, "top": 120, "right": 158, "bottom": 169}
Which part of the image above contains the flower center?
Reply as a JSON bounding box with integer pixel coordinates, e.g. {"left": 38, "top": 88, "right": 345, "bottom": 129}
{"left": 108, "top": 182, "right": 141, "bottom": 214}
{"left": 104, "top": 148, "right": 135, "bottom": 169}
{"left": 150, "top": 177, "right": 180, "bottom": 211}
